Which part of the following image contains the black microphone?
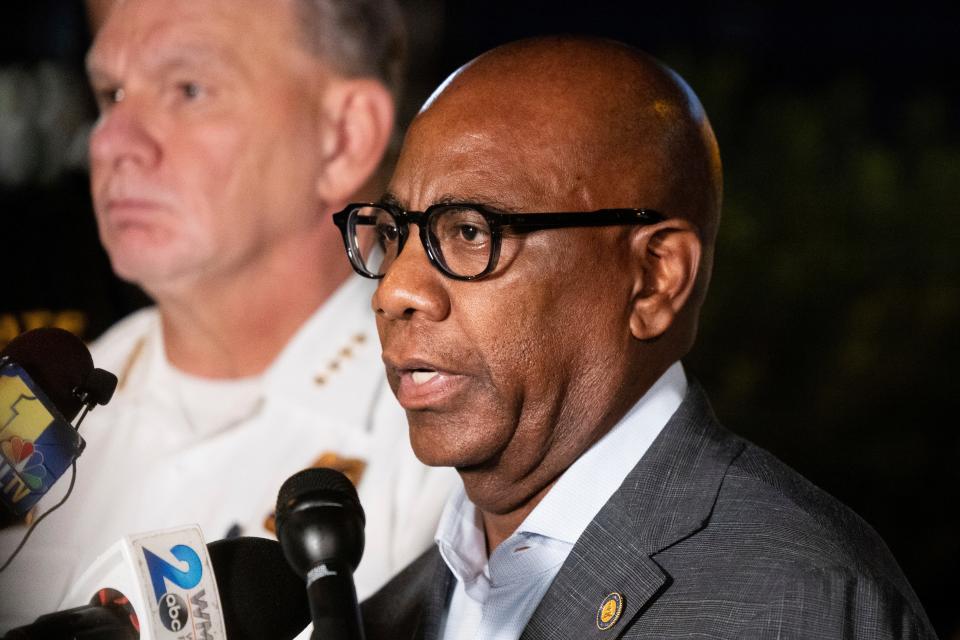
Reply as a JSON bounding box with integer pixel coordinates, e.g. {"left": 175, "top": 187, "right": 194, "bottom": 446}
{"left": 2, "top": 596, "right": 136, "bottom": 640}
{"left": 0, "top": 328, "right": 117, "bottom": 526}
{"left": 276, "top": 468, "right": 366, "bottom": 640}
{"left": 3, "top": 535, "right": 311, "bottom": 640}
{"left": 1, "top": 327, "right": 94, "bottom": 422}
{"left": 209, "top": 536, "right": 311, "bottom": 640}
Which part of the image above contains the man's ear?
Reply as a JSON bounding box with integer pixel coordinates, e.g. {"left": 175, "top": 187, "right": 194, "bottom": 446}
{"left": 628, "top": 220, "right": 702, "bottom": 340}
{"left": 315, "top": 78, "right": 395, "bottom": 207}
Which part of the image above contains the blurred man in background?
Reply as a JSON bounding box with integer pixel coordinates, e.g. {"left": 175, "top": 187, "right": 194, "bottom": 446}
{"left": 0, "top": 0, "right": 454, "bottom": 628}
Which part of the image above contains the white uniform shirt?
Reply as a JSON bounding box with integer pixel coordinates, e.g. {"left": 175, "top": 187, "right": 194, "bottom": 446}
{"left": 436, "top": 363, "right": 687, "bottom": 640}
{"left": 0, "top": 275, "right": 457, "bottom": 630}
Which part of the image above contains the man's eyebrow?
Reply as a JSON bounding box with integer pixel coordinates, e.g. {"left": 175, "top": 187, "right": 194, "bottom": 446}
{"left": 86, "top": 41, "right": 247, "bottom": 84}
{"left": 152, "top": 46, "right": 240, "bottom": 74}
{"left": 379, "top": 192, "right": 523, "bottom": 212}
{"left": 380, "top": 192, "right": 403, "bottom": 208}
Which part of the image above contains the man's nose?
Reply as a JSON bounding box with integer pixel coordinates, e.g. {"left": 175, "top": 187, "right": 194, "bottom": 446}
{"left": 372, "top": 227, "right": 451, "bottom": 322}
{"left": 88, "top": 95, "right": 161, "bottom": 171}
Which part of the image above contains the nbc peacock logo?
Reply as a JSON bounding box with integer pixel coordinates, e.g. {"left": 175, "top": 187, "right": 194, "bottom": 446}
{"left": 0, "top": 435, "right": 47, "bottom": 491}
{"left": 0, "top": 364, "right": 82, "bottom": 514}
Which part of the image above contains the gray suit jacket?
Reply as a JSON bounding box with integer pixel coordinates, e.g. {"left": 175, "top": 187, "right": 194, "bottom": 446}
{"left": 361, "top": 382, "right": 936, "bottom": 639}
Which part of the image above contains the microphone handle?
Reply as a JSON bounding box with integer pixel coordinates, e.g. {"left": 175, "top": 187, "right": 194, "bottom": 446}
{"left": 0, "top": 510, "right": 23, "bottom": 530}
{"left": 307, "top": 559, "right": 365, "bottom": 640}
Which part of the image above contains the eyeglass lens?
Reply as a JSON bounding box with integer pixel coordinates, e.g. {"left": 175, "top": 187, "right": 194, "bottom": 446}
{"left": 350, "top": 205, "right": 493, "bottom": 278}
{"left": 350, "top": 205, "right": 399, "bottom": 276}
{"left": 428, "top": 206, "right": 492, "bottom": 278}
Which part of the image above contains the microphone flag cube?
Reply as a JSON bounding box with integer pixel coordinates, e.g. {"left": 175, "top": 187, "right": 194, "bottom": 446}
{"left": 0, "top": 362, "right": 85, "bottom": 516}
{"left": 62, "top": 524, "right": 228, "bottom": 640}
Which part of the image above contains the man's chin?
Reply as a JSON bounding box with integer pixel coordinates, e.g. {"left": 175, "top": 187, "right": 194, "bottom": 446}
{"left": 409, "top": 446, "right": 477, "bottom": 469}
{"left": 108, "top": 253, "right": 195, "bottom": 295}
{"left": 406, "top": 398, "right": 520, "bottom": 465}
{"left": 408, "top": 430, "right": 499, "bottom": 471}
{"left": 103, "top": 226, "right": 188, "bottom": 277}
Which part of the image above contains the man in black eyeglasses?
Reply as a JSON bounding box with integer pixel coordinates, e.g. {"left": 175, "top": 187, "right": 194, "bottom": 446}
{"left": 352, "top": 36, "right": 935, "bottom": 639}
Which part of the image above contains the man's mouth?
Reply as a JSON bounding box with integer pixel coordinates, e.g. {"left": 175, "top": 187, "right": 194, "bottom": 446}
{"left": 410, "top": 369, "right": 439, "bottom": 385}
{"left": 386, "top": 358, "right": 468, "bottom": 410}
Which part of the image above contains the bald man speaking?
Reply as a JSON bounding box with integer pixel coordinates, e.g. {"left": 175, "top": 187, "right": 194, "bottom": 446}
{"left": 337, "top": 37, "right": 935, "bottom": 639}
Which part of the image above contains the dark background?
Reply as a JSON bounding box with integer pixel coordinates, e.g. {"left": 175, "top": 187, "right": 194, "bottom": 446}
{"left": 2, "top": 2, "right": 957, "bottom": 636}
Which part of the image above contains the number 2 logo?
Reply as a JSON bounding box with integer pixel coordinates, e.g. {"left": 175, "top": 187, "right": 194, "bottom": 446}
{"left": 143, "top": 544, "right": 203, "bottom": 602}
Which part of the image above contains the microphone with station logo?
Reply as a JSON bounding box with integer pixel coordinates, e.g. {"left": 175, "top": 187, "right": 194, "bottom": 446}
{"left": 3, "top": 525, "right": 310, "bottom": 639}
{"left": 0, "top": 328, "right": 116, "bottom": 532}
{"left": 276, "top": 467, "right": 366, "bottom": 640}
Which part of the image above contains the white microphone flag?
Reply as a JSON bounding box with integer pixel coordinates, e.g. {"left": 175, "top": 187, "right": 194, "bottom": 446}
{"left": 62, "top": 524, "right": 228, "bottom": 639}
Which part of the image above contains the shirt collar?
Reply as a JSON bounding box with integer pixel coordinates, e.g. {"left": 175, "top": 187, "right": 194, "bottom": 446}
{"left": 265, "top": 274, "right": 377, "bottom": 379}
{"left": 124, "top": 275, "right": 382, "bottom": 430}
{"left": 434, "top": 361, "right": 687, "bottom": 577}
{"left": 435, "top": 487, "right": 486, "bottom": 587}
{"left": 261, "top": 275, "right": 382, "bottom": 423}
{"left": 521, "top": 361, "right": 687, "bottom": 544}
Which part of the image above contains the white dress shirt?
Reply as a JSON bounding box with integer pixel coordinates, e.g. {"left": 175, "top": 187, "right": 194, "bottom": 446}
{"left": 436, "top": 362, "right": 688, "bottom": 640}
{"left": 0, "top": 275, "right": 457, "bottom": 631}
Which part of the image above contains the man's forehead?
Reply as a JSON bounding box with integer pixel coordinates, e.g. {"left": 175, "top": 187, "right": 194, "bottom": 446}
{"left": 387, "top": 155, "right": 540, "bottom": 212}
{"left": 390, "top": 129, "right": 601, "bottom": 214}
{"left": 390, "top": 41, "right": 717, "bottom": 219}
{"left": 412, "top": 65, "right": 624, "bottom": 172}
{"left": 390, "top": 94, "right": 619, "bottom": 212}
{"left": 87, "top": 0, "right": 293, "bottom": 75}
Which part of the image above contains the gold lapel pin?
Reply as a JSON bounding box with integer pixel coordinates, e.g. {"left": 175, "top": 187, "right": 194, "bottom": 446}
{"left": 596, "top": 592, "right": 624, "bottom": 631}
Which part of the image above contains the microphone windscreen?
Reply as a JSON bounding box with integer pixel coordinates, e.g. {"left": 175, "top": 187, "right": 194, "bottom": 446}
{"left": 1, "top": 328, "right": 93, "bottom": 421}
{"left": 84, "top": 368, "right": 119, "bottom": 407}
{"left": 276, "top": 467, "right": 363, "bottom": 523}
{"left": 207, "top": 536, "right": 311, "bottom": 640}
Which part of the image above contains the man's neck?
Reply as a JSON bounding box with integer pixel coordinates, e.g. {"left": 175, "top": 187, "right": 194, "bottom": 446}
{"left": 151, "top": 232, "right": 354, "bottom": 379}
{"left": 480, "top": 480, "right": 556, "bottom": 556}
{"left": 475, "top": 356, "right": 680, "bottom": 556}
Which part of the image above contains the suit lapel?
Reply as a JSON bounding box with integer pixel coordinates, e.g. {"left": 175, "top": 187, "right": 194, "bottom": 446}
{"left": 519, "top": 489, "right": 669, "bottom": 640}
{"left": 361, "top": 546, "right": 453, "bottom": 640}
{"left": 418, "top": 550, "right": 454, "bottom": 640}
{"left": 521, "top": 381, "right": 745, "bottom": 639}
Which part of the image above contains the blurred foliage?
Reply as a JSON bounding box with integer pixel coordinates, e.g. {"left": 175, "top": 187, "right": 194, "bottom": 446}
{"left": 669, "top": 52, "right": 959, "bottom": 635}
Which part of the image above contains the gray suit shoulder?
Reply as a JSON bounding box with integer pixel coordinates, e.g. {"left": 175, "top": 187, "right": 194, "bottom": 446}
{"left": 721, "top": 440, "right": 911, "bottom": 578}
{"left": 696, "top": 436, "right": 936, "bottom": 636}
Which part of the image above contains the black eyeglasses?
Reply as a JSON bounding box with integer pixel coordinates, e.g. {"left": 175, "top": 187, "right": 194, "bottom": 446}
{"left": 332, "top": 202, "right": 665, "bottom": 281}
